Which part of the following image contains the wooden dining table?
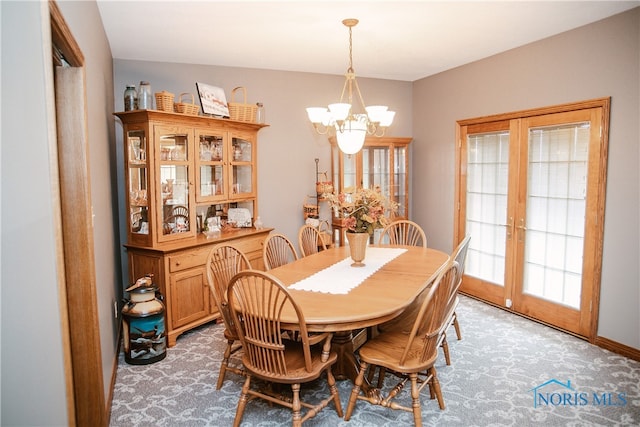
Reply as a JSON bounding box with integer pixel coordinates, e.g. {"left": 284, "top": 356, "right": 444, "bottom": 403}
{"left": 266, "top": 244, "right": 450, "bottom": 382}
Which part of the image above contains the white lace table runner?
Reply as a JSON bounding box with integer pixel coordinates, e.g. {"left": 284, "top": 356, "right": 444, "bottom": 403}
{"left": 288, "top": 247, "right": 407, "bottom": 295}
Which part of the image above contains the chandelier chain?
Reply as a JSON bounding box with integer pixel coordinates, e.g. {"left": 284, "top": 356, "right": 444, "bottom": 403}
{"left": 348, "top": 24, "right": 354, "bottom": 73}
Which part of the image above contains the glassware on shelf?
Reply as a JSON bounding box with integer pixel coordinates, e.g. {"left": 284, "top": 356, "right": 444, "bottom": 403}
{"left": 256, "top": 102, "right": 265, "bottom": 124}
{"left": 137, "top": 81, "right": 153, "bottom": 110}
{"left": 233, "top": 144, "right": 243, "bottom": 161}
{"left": 213, "top": 142, "right": 222, "bottom": 161}
{"left": 254, "top": 216, "right": 264, "bottom": 230}
{"left": 124, "top": 85, "right": 138, "bottom": 111}
{"left": 130, "top": 139, "right": 146, "bottom": 162}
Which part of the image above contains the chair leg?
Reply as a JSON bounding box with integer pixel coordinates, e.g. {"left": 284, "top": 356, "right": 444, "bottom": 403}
{"left": 233, "top": 374, "right": 252, "bottom": 427}
{"left": 376, "top": 367, "right": 387, "bottom": 388}
{"left": 326, "top": 367, "right": 344, "bottom": 417}
{"left": 291, "top": 383, "right": 302, "bottom": 427}
{"left": 410, "top": 373, "right": 423, "bottom": 427}
{"left": 453, "top": 312, "right": 462, "bottom": 340}
{"left": 429, "top": 367, "right": 445, "bottom": 410}
{"left": 345, "top": 361, "right": 368, "bottom": 421}
{"left": 366, "top": 364, "right": 376, "bottom": 384}
{"left": 217, "top": 339, "right": 235, "bottom": 389}
{"left": 441, "top": 334, "right": 451, "bottom": 366}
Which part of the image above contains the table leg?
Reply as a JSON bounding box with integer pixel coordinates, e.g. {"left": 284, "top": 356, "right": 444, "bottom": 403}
{"left": 330, "top": 330, "right": 375, "bottom": 395}
{"left": 330, "top": 330, "right": 359, "bottom": 381}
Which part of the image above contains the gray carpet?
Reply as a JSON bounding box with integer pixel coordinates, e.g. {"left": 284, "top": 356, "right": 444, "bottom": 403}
{"left": 109, "top": 296, "right": 640, "bottom": 426}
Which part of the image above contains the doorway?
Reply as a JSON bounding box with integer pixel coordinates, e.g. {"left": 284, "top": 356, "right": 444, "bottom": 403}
{"left": 454, "top": 98, "right": 610, "bottom": 340}
{"left": 50, "top": 2, "right": 106, "bottom": 425}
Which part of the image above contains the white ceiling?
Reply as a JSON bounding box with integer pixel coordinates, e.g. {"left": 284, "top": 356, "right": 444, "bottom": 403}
{"left": 96, "top": 0, "right": 639, "bottom": 82}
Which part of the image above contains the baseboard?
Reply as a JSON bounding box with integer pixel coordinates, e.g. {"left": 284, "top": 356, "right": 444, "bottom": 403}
{"left": 106, "top": 320, "right": 123, "bottom": 424}
{"left": 594, "top": 336, "right": 640, "bottom": 362}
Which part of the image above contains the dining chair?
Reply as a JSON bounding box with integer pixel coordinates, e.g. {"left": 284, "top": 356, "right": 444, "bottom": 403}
{"left": 205, "top": 244, "right": 252, "bottom": 389}
{"left": 440, "top": 234, "right": 472, "bottom": 364}
{"left": 171, "top": 205, "right": 189, "bottom": 217}
{"left": 344, "top": 259, "right": 460, "bottom": 426}
{"left": 298, "top": 224, "right": 327, "bottom": 257}
{"left": 371, "top": 219, "right": 427, "bottom": 337}
{"left": 377, "top": 219, "right": 427, "bottom": 247}
{"left": 227, "top": 270, "right": 343, "bottom": 427}
{"left": 263, "top": 233, "right": 299, "bottom": 270}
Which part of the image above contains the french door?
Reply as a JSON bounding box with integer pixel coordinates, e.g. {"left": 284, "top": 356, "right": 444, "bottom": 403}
{"left": 455, "top": 99, "right": 610, "bottom": 339}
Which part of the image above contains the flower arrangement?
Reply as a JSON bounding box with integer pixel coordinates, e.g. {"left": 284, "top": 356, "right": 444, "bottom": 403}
{"left": 323, "top": 186, "right": 398, "bottom": 235}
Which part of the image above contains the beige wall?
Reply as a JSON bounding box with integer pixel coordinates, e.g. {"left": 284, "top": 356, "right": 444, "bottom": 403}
{"left": 412, "top": 7, "right": 639, "bottom": 349}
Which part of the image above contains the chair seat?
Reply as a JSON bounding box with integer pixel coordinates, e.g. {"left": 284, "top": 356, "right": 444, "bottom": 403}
{"left": 358, "top": 331, "right": 438, "bottom": 374}
{"left": 243, "top": 340, "right": 338, "bottom": 384}
{"left": 223, "top": 326, "right": 239, "bottom": 341}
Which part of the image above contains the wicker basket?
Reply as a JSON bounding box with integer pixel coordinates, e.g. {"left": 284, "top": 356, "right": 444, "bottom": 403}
{"left": 315, "top": 172, "right": 334, "bottom": 196}
{"left": 155, "top": 91, "right": 174, "bottom": 112}
{"left": 228, "top": 87, "right": 257, "bottom": 122}
{"left": 174, "top": 93, "right": 200, "bottom": 116}
{"left": 303, "top": 196, "right": 319, "bottom": 220}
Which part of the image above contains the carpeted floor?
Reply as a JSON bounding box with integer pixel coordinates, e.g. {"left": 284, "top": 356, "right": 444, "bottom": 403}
{"left": 109, "top": 296, "right": 640, "bottom": 426}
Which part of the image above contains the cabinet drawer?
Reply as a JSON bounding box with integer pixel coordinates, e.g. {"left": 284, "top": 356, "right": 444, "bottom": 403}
{"left": 231, "top": 235, "right": 265, "bottom": 255}
{"left": 169, "top": 249, "right": 209, "bottom": 272}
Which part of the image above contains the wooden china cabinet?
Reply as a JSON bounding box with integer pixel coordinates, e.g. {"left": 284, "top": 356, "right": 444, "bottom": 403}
{"left": 115, "top": 110, "right": 271, "bottom": 346}
{"left": 329, "top": 136, "right": 412, "bottom": 245}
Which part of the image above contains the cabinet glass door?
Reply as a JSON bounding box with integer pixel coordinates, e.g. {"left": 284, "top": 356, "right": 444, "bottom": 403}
{"left": 342, "top": 152, "right": 357, "bottom": 189}
{"left": 394, "top": 146, "right": 408, "bottom": 217}
{"left": 196, "top": 132, "right": 225, "bottom": 201}
{"left": 127, "top": 129, "right": 149, "bottom": 235}
{"left": 230, "top": 136, "right": 253, "bottom": 197}
{"left": 158, "top": 129, "right": 192, "bottom": 239}
{"left": 362, "top": 146, "right": 389, "bottom": 190}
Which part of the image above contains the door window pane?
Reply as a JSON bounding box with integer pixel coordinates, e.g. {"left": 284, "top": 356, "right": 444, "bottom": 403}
{"left": 522, "top": 123, "right": 590, "bottom": 308}
{"left": 465, "top": 132, "right": 510, "bottom": 286}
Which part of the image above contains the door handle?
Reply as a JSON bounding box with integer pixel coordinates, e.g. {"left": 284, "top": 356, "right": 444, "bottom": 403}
{"left": 516, "top": 218, "right": 527, "bottom": 242}
{"left": 500, "top": 217, "right": 514, "bottom": 239}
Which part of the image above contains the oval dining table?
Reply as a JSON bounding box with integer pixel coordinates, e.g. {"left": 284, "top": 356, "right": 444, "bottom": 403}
{"left": 265, "top": 244, "right": 450, "bottom": 383}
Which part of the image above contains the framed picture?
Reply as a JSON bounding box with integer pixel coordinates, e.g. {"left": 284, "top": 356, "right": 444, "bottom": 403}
{"left": 196, "top": 82, "right": 230, "bottom": 117}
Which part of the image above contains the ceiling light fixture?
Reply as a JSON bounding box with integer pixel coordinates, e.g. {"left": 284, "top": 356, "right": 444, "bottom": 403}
{"left": 306, "top": 19, "right": 395, "bottom": 155}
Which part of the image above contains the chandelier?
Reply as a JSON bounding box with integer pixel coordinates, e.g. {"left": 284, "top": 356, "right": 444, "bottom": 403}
{"left": 306, "top": 19, "right": 395, "bottom": 155}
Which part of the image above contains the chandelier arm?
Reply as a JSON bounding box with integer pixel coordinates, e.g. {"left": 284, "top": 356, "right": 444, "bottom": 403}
{"left": 339, "top": 76, "right": 350, "bottom": 104}
{"left": 313, "top": 123, "right": 330, "bottom": 135}
{"left": 373, "top": 126, "right": 387, "bottom": 137}
{"left": 352, "top": 78, "right": 369, "bottom": 118}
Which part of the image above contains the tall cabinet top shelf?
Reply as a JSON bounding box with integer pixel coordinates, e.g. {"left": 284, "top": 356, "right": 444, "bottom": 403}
{"left": 115, "top": 109, "right": 270, "bottom": 131}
